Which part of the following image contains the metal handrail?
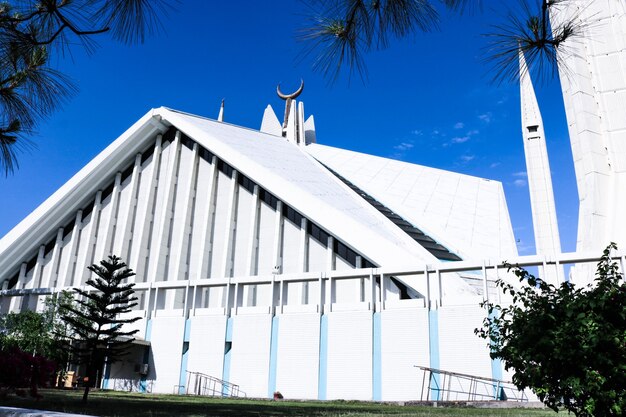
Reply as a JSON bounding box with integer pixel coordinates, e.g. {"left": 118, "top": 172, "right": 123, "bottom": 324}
{"left": 185, "top": 371, "right": 246, "bottom": 398}
{"left": 415, "top": 365, "right": 528, "bottom": 402}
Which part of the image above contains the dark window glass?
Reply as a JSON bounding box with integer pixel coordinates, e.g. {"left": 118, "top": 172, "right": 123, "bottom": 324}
{"left": 181, "top": 133, "right": 194, "bottom": 150}
{"left": 307, "top": 222, "right": 329, "bottom": 247}
{"left": 238, "top": 174, "right": 256, "bottom": 194}
{"left": 26, "top": 256, "right": 37, "bottom": 272}
{"left": 101, "top": 182, "right": 115, "bottom": 201}
{"left": 199, "top": 147, "right": 214, "bottom": 163}
{"left": 62, "top": 219, "right": 75, "bottom": 238}
{"left": 82, "top": 201, "right": 94, "bottom": 219}
{"left": 141, "top": 143, "right": 156, "bottom": 164}
{"left": 282, "top": 204, "right": 303, "bottom": 228}
{"left": 121, "top": 163, "right": 134, "bottom": 183}
{"left": 362, "top": 259, "right": 377, "bottom": 268}
{"left": 218, "top": 159, "right": 233, "bottom": 178}
{"left": 333, "top": 240, "right": 357, "bottom": 267}
{"left": 44, "top": 239, "right": 56, "bottom": 256}
{"left": 259, "top": 189, "right": 278, "bottom": 210}
{"left": 7, "top": 272, "right": 19, "bottom": 289}
{"left": 162, "top": 127, "right": 177, "bottom": 144}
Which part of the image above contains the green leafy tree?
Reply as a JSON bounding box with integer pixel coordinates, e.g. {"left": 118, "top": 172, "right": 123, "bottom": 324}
{"left": 0, "top": 290, "right": 74, "bottom": 359}
{"left": 0, "top": 0, "right": 172, "bottom": 175}
{"left": 0, "top": 290, "right": 79, "bottom": 392}
{"left": 60, "top": 255, "right": 140, "bottom": 403}
{"left": 301, "top": 0, "right": 585, "bottom": 82}
{"left": 477, "top": 243, "right": 626, "bottom": 417}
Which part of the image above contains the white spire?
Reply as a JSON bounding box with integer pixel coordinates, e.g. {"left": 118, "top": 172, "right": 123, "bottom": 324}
{"left": 217, "top": 99, "right": 224, "bottom": 122}
{"left": 519, "top": 50, "right": 562, "bottom": 284}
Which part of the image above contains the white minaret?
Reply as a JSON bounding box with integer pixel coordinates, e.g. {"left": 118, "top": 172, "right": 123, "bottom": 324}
{"left": 519, "top": 50, "right": 563, "bottom": 285}
{"left": 550, "top": 2, "right": 626, "bottom": 271}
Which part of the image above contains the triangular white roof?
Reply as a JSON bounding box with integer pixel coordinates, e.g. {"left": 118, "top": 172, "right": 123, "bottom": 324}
{"left": 0, "top": 106, "right": 516, "bottom": 299}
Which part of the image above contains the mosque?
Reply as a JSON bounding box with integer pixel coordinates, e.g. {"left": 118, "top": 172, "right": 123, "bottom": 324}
{"left": 0, "top": 0, "right": 623, "bottom": 401}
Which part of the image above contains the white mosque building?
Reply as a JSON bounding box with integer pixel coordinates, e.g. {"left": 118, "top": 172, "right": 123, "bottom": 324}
{"left": 0, "top": 0, "right": 623, "bottom": 401}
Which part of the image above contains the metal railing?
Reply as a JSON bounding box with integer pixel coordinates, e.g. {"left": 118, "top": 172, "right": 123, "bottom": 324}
{"left": 185, "top": 371, "right": 245, "bottom": 398}
{"left": 415, "top": 366, "right": 528, "bottom": 402}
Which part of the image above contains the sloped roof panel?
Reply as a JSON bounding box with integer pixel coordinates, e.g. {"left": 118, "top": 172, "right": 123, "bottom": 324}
{"left": 306, "top": 144, "right": 518, "bottom": 260}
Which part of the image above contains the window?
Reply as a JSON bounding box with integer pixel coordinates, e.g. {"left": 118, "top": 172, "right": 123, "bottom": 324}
{"left": 259, "top": 189, "right": 278, "bottom": 210}
{"left": 238, "top": 174, "right": 256, "bottom": 194}
{"left": 217, "top": 159, "right": 234, "bottom": 178}
{"left": 527, "top": 125, "right": 539, "bottom": 133}
{"left": 307, "top": 222, "right": 329, "bottom": 247}
{"left": 282, "top": 204, "right": 303, "bottom": 228}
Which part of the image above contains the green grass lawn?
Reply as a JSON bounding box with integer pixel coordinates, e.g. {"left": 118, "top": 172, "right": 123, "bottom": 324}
{"left": 0, "top": 389, "right": 557, "bottom": 417}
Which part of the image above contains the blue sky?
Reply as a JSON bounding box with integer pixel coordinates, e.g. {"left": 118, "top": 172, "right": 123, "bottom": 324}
{"left": 0, "top": 1, "right": 578, "bottom": 255}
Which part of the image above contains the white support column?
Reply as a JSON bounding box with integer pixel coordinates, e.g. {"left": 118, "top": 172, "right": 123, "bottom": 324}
{"left": 318, "top": 273, "right": 324, "bottom": 313}
{"left": 369, "top": 270, "right": 376, "bottom": 312}
{"left": 172, "top": 143, "right": 200, "bottom": 280}
{"left": 435, "top": 270, "right": 442, "bottom": 308}
{"left": 77, "top": 191, "right": 103, "bottom": 286}
{"left": 149, "top": 131, "right": 182, "bottom": 283}
{"left": 197, "top": 155, "right": 218, "bottom": 280}
{"left": 221, "top": 170, "right": 239, "bottom": 278}
{"left": 326, "top": 236, "right": 334, "bottom": 271}
{"left": 380, "top": 273, "right": 386, "bottom": 310}
{"left": 131, "top": 135, "right": 163, "bottom": 283}
{"left": 29, "top": 245, "right": 46, "bottom": 289}
{"left": 299, "top": 218, "right": 309, "bottom": 304}
{"left": 297, "top": 101, "right": 306, "bottom": 146}
{"left": 99, "top": 172, "right": 122, "bottom": 261}
{"left": 42, "top": 228, "right": 64, "bottom": 288}
{"left": 117, "top": 154, "right": 142, "bottom": 261}
{"left": 482, "top": 262, "right": 489, "bottom": 303}
{"left": 299, "top": 218, "right": 309, "bottom": 272}
{"left": 17, "top": 262, "right": 27, "bottom": 290}
{"left": 272, "top": 201, "right": 284, "bottom": 273}
{"left": 61, "top": 210, "right": 83, "bottom": 287}
{"left": 245, "top": 185, "right": 260, "bottom": 276}
{"left": 425, "top": 268, "right": 431, "bottom": 310}
{"left": 9, "top": 263, "right": 27, "bottom": 312}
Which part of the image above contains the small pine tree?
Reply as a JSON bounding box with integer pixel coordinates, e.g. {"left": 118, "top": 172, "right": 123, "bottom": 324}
{"left": 60, "top": 255, "right": 140, "bottom": 403}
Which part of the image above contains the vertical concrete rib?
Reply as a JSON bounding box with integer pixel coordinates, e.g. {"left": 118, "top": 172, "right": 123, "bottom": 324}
{"left": 99, "top": 172, "right": 122, "bottom": 260}
{"left": 221, "top": 170, "right": 239, "bottom": 278}
{"left": 117, "top": 154, "right": 142, "bottom": 263}
{"left": 299, "top": 218, "right": 309, "bottom": 303}
{"left": 28, "top": 245, "right": 45, "bottom": 289}
{"left": 246, "top": 185, "right": 260, "bottom": 276}
{"left": 9, "top": 263, "right": 27, "bottom": 311}
{"left": 150, "top": 131, "right": 182, "bottom": 283}
{"left": 60, "top": 210, "right": 82, "bottom": 287}
{"left": 171, "top": 143, "right": 200, "bottom": 280}
{"left": 272, "top": 201, "right": 284, "bottom": 273}
{"left": 77, "top": 191, "right": 102, "bottom": 286}
{"left": 42, "top": 228, "right": 64, "bottom": 288}
{"left": 131, "top": 135, "right": 163, "bottom": 282}
{"left": 197, "top": 155, "right": 218, "bottom": 280}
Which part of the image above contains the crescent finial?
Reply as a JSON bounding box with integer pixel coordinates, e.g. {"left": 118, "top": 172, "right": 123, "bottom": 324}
{"left": 277, "top": 79, "right": 304, "bottom": 100}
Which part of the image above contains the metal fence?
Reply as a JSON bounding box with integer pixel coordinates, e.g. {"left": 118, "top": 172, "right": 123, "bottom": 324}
{"left": 415, "top": 366, "right": 528, "bottom": 402}
{"left": 185, "top": 371, "right": 245, "bottom": 398}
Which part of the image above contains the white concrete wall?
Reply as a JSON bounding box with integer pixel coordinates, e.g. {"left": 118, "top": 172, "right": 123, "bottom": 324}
{"left": 148, "top": 316, "right": 185, "bottom": 394}
{"left": 438, "top": 305, "right": 492, "bottom": 400}
{"left": 325, "top": 310, "right": 372, "bottom": 400}
{"left": 275, "top": 313, "right": 320, "bottom": 399}
{"left": 380, "top": 307, "right": 430, "bottom": 401}
{"left": 187, "top": 314, "right": 227, "bottom": 380}
{"left": 228, "top": 314, "right": 272, "bottom": 397}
